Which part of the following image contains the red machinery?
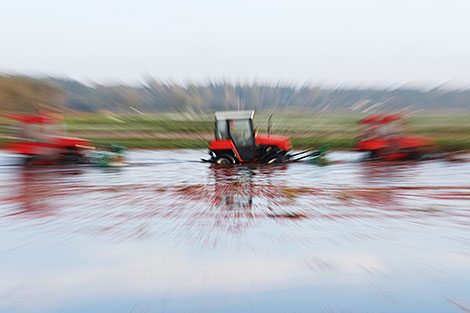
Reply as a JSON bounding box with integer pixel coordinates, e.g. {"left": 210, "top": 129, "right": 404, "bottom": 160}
{"left": 356, "top": 113, "right": 435, "bottom": 160}
{"left": 3, "top": 113, "right": 94, "bottom": 165}
{"left": 208, "top": 111, "right": 292, "bottom": 164}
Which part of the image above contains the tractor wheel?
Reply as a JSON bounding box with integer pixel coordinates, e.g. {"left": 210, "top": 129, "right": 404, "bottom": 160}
{"left": 61, "top": 147, "right": 81, "bottom": 165}
{"left": 368, "top": 150, "right": 378, "bottom": 160}
{"left": 407, "top": 149, "right": 421, "bottom": 160}
{"left": 266, "top": 154, "right": 285, "bottom": 164}
{"left": 23, "top": 155, "right": 35, "bottom": 167}
{"left": 215, "top": 155, "right": 235, "bottom": 165}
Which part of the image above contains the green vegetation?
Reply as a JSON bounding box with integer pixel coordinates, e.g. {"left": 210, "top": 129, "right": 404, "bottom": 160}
{"left": 89, "top": 138, "right": 208, "bottom": 149}
{"left": 0, "top": 76, "right": 62, "bottom": 113}
{"left": 65, "top": 114, "right": 214, "bottom": 133}
{"left": 292, "top": 138, "right": 356, "bottom": 150}
{"left": 436, "top": 138, "right": 470, "bottom": 151}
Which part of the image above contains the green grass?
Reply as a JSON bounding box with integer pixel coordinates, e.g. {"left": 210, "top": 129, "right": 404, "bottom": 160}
{"left": 291, "top": 137, "right": 356, "bottom": 149}
{"left": 89, "top": 138, "right": 209, "bottom": 149}
{"left": 436, "top": 138, "right": 470, "bottom": 151}
{"left": 64, "top": 113, "right": 214, "bottom": 133}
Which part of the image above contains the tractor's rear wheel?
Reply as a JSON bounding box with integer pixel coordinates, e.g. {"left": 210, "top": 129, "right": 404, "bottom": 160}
{"left": 215, "top": 155, "right": 235, "bottom": 165}
{"left": 23, "top": 155, "right": 36, "bottom": 167}
{"left": 266, "top": 154, "right": 285, "bottom": 164}
{"left": 368, "top": 150, "right": 378, "bottom": 160}
{"left": 406, "top": 148, "right": 422, "bottom": 160}
{"left": 61, "top": 147, "right": 84, "bottom": 165}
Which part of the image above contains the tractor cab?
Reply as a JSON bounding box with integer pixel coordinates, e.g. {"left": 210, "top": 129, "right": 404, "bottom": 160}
{"left": 215, "top": 111, "right": 256, "bottom": 161}
{"left": 209, "top": 110, "right": 292, "bottom": 165}
{"left": 356, "top": 113, "right": 435, "bottom": 160}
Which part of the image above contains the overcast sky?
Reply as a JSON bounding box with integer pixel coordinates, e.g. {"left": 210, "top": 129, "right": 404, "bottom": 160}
{"left": 1, "top": 0, "right": 470, "bottom": 87}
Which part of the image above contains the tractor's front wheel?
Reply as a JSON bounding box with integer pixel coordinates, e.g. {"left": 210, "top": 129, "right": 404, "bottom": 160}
{"left": 215, "top": 155, "right": 235, "bottom": 165}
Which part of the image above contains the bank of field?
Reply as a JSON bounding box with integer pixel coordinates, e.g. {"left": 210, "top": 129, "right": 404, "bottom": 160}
{"left": 2, "top": 113, "right": 470, "bottom": 150}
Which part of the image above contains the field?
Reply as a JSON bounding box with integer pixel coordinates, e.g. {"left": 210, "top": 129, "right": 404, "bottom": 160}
{"left": 2, "top": 112, "right": 470, "bottom": 150}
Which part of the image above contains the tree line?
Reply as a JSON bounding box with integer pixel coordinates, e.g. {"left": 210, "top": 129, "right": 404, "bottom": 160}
{"left": 1, "top": 75, "right": 469, "bottom": 114}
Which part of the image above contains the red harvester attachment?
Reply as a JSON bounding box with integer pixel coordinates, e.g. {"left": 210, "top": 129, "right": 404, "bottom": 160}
{"left": 3, "top": 113, "right": 94, "bottom": 165}
{"left": 356, "top": 113, "right": 436, "bottom": 160}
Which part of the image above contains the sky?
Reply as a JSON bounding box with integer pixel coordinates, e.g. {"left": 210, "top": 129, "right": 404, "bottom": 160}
{"left": 1, "top": 0, "right": 470, "bottom": 87}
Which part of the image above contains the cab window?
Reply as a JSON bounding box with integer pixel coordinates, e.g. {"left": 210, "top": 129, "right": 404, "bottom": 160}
{"left": 229, "top": 119, "right": 253, "bottom": 147}
{"left": 216, "top": 120, "right": 229, "bottom": 139}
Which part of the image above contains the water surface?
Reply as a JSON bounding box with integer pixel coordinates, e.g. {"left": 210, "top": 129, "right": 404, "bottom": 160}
{"left": 0, "top": 150, "right": 469, "bottom": 313}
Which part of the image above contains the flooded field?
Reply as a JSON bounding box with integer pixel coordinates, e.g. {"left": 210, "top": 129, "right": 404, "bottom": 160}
{"left": 0, "top": 150, "right": 469, "bottom": 313}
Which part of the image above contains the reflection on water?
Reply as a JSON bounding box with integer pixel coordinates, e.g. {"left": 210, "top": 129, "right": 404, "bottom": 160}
{"left": 5, "top": 168, "right": 84, "bottom": 218}
{"left": 0, "top": 150, "right": 469, "bottom": 313}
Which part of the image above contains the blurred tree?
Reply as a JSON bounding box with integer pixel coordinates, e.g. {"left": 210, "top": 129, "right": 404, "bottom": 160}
{"left": 0, "top": 76, "right": 63, "bottom": 114}
{"left": 1, "top": 76, "right": 465, "bottom": 114}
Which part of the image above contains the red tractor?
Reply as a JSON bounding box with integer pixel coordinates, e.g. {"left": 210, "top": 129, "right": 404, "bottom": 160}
{"left": 3, "top": 113, "right": 94, "bottom": 165}
{"left": 208, "top": 111, "right": 292, "bottom": 165}
{"left": 356, "top": 113, "right": 436, "bottom": 160}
